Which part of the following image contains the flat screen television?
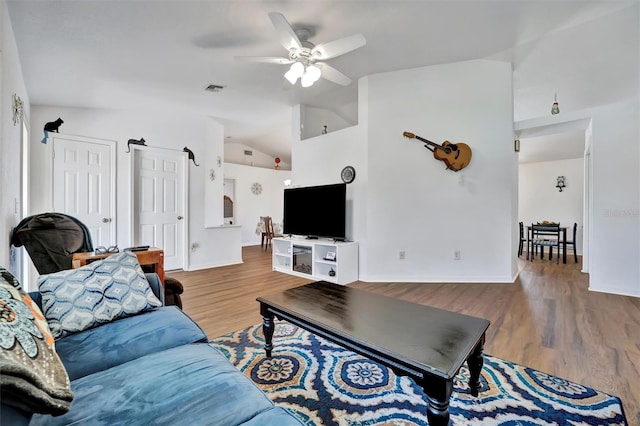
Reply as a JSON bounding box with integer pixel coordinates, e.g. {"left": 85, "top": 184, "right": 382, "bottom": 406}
{"left": 283, "top": 183, "right": 346, "bottom": 240}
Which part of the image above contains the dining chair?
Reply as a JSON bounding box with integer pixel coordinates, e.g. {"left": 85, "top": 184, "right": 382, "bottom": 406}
{"left": 564, "top": 222, "right": 578, "bottom": 263}
{"left": 259, "top": 216, "right": 268, "bottom": 248}
{"left": 263, "top": 216, "right": 283, "bottom": 251}
{"left": 530, "top": 223, "right": 561, "bottom": 263}
{"left": 518, "top": 222, "right": 526, "bottom": 257}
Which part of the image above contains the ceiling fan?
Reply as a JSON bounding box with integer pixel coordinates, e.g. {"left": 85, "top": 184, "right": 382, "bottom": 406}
{"left": 237, "top": 12, "right": 366, "bottom": 87}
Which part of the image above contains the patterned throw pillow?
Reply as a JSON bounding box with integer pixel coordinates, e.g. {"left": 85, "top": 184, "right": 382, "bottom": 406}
{"left": 37, "top": 251, "right": 162, "bottom": 339}
{"left": 0, "top": 268, "right": 74, "bottom": 415}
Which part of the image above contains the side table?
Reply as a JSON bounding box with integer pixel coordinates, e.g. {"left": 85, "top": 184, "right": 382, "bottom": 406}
{"left": 71, "top": 247, "right": 165, "bottom": 285}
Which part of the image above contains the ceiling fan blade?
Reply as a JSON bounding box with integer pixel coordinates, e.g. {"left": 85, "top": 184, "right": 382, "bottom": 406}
{"left": 268, "top": 12, "right": 302, "bottom": 52}
{"left": 312, "top": 34, "right": 366, "bottom": 60}
{"left": 317, "top": 63, "right": 352, "bottom": 86}
{"left": 235, "top": 56, "right": 293, "bottom": 65}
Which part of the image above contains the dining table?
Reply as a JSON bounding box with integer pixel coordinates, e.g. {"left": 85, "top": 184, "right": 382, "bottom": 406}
{"left": 526, "top": 224, "right": 568, "bottom": 264}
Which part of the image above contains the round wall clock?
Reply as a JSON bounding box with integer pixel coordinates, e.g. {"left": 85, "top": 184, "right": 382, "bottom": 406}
{"left": 341, "top": 166, "right": 356, "bottom": 184}
{"left": 251, "top": 182, "right": 263, "bottom": 195}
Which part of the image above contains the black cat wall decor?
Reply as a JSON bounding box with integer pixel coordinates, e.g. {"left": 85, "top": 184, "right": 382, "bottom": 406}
{"left": 184, "top": 147, "right": 199, "bottom": 166}
{"left": 126, "top": 138, "right": 146, "bottom": 153}
{"left": 41, "top": 117, "right": 64, "bottom": 144}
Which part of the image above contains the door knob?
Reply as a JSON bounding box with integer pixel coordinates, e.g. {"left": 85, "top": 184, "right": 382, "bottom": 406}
{"left": 102, "top": 218, "right": 111, "bottom": 223}
{"left": 177, "top": 215, "right": 184, "bottom": 220}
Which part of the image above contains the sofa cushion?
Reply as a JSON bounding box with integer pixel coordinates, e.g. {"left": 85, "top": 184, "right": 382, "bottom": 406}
{"left": 0, "top": 268, "right": 73, "bottom": 415}
{"left": 241, "top": 406, "right": 305, "bottom": 425}
{"left": 56, "top": 306, "right": 208, "bottom": 380}
{"left": 29, "top": 343, "right": 302, "bottom": 425}
{"left": 37, "top": 251, "right": 161, "bottom": 339}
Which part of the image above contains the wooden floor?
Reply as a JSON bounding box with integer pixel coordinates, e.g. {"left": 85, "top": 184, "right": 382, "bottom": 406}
{"left": 168, "top": 245, "right": 640, "bottom": 425}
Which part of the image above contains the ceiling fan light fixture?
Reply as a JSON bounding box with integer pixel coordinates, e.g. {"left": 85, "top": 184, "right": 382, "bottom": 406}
{"left": 284, "top": 69, "right": 299, "bottom": 84}
{"left": 306, "top": 64, "right": 322, "bottom": 82}
{"left": 284, "top": 61, "right": 305, "bottom": 84}
{"left": 301, "top": 71, "right": 315, "bottom": 87}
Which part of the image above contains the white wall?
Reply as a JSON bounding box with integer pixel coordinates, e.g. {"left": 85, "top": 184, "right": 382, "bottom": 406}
{"left": 28, "top": 105, "right": 242, "bottom": 271}
{"left": 224, "top": 162, "right": 291, "bottom": 246}
{"left": 293, "top": 59, "right": 517, "bottom": 283}
{"left": 519, "top": 158, "right": 584, "bottom": 254}
{"left": 364, "top": 60, "right": 515, "bottom": 282}
{"left": 225, "top": 141, "right": 291, "bottom": 170}
{"left": 292, "top": 117, "right": 368, "bottom": 243}
{"left": 301, "top": 103, "right": 357, "bottom": 140}
{"left": 0, "top": 0, "right": 29, "bottom": 269}
{"left": 588, "top": 102, "right": 639, "bottom": 296}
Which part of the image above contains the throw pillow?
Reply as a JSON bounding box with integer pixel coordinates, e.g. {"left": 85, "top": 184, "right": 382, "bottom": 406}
{"left": 37, "top": 251, "right": 162, "bottom": 339}
{"left": 0, "top": 267, "right": 74, "bottom": 415}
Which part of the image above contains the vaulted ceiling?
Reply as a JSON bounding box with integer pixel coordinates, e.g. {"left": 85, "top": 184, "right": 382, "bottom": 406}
{"left": 7, "top": 1, "right": 638, "bottom": 164}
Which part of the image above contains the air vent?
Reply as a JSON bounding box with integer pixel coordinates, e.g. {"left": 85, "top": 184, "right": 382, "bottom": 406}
{"left": 244, "top": 150, "right": 253, "bottom": 156}
{"left": 205, "top": 84, "right": 224, "bottom": 92}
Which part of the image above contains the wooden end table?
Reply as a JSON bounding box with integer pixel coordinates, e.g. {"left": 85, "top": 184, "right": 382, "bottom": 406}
{"left": 72, "top": 247, "right": 165, "bottom": 285}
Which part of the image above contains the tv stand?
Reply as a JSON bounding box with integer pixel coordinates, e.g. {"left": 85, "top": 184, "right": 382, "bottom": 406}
{"left": 271, "top": 237, "right": 358, "bottom": 285}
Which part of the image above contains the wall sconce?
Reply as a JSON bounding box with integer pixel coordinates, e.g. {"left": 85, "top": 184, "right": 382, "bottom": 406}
{"left": 556, "top": 176, "right": 566, "bottom": 192}
{"left": 551, "top": 93, "right": 560, "bottom": 115}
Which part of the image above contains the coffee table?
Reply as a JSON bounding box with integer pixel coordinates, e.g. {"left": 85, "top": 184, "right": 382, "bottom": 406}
{"left": 257, "top": 281, "right": 490, "bottom": 426}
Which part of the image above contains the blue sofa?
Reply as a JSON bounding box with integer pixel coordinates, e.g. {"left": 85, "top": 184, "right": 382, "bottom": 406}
{"left": 2, "top": 273, "right": 302, "bottom": 425}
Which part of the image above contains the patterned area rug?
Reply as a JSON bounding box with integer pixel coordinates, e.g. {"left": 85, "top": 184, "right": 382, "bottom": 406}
{"left": 210, "top": 321, "right": 627, "bottom": 425}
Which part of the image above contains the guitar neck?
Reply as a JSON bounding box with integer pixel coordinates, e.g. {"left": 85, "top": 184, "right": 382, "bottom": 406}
{"left": 413, "top": 135, "right": 447, "bottom": 152}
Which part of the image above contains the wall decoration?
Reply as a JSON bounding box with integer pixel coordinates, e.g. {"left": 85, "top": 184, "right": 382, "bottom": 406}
{"left": 551, "top": 93, "right": 560, "bottom": 115}
{"left": 251, "top": 182, "right": 263, "bottom": 195}
{"left": 275, "top": 157, "right": 281, "bottom": 170}
{"left": 40, "top": 117, "right": 64, "bottom": 144}
{"left": 322, "top": 125, "right": 328, "bottom": 134}
{"left": 209, "top": 169, "right": 216, "bottom": 181}
{"left": 556, "top": 176, "right": 566, "bottom": 192}
{"left": 402, "top": 131, "right": 472, "bottom": 172}
{"left": 217, "top": 156, "right": 222, "bottom": 167}
{"left": 126, "top": 137, "right": 146, "bottom": 152}
{"left": 341, "top": 166, "right": 356, "bottom": 184}
{"left": 12, "top": 94, "right": 24, "bottom": 126}
{"left": 183, "top": 146, "right": 200, "bottom": 166}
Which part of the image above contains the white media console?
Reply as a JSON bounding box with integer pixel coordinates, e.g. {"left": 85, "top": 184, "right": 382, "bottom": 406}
{"left": 271, "top": 237, "right": 358, "bottom": 285}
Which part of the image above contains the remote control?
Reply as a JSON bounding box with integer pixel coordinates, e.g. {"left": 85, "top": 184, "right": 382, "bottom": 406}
{"left": 126, "top": 245, "right": 150, "bottom": 252}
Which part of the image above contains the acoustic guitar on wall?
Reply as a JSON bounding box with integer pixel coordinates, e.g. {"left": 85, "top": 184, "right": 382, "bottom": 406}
{"left": 402, "top": 131, "right": 472, "bottom": 172}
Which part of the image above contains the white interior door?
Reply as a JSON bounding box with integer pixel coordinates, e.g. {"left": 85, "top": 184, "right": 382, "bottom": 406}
{"left": 133, "top": 147, "right": 186, "bottom": 271}
{"left": 52, "top": 134, "right": 116, "bottom": 248}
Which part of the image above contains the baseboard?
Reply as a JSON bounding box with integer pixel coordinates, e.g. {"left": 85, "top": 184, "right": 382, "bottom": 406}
{"left": 358, "top": 274, "right": 515, "bottom": 283}
{"left": 185, "top": 258, "right": 243, "bottom": 271}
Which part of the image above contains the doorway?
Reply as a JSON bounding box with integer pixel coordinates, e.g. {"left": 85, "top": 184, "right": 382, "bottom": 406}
{"left": 51, "top": 133, "right": 117, "bottom": 248}
{"left": 132, "top": 146, "right": 188, "bottom": 271}
{"left": 516, "top": 118, "right": 591, "bottom": 272}
{"left": 224, "top": 178, "right": 235, "bottom": 225}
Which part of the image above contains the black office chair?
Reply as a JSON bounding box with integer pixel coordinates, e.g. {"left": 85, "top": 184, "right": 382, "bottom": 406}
{"left": 531, "top": 223, "right": 561, "bottom": 264}
{"left": 10, "top": 212, "right": 94, "bottom": 274}
{"left": 518, "top": 222, "right": 526, "bottom": 257}
{"left": 565, "top": 222, "right": 578, "bottom": 263}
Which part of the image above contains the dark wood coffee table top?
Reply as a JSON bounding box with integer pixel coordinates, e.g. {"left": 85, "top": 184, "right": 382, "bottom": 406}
{"left": 257, "top": 281, "right": 489, "bottom": 380}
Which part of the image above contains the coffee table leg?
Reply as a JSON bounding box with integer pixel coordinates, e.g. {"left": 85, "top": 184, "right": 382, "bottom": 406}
{"left": 260, "top": 303, "right": 275, "bottom": 358}
{"left": 467, "top": 333, "right": 485, "bottom": 397}
{"left": 423, "top": 377, "right": 453, "bottom": 426}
